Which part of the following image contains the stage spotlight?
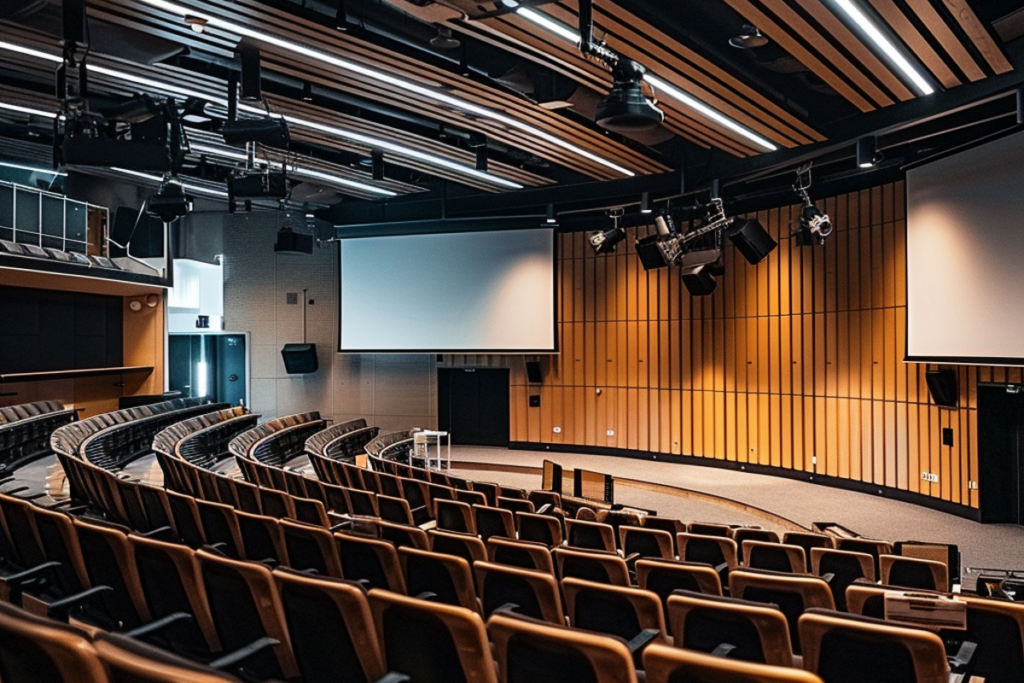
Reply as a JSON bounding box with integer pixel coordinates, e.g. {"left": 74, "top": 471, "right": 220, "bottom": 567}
{"left": 680, "top": 248, "right": 721, "bottom": 296}
{"left": 856, "top": 135, "right": 881, "bottom": 168}
{"left": 146, "top": 177, "right": 192, "bottom": 224}
{"left": 589, "top": 227, "right": 626, "bottom": 255}
{"left": 185, "top": 15, "right": 207, "bottom": 33}
{"left": 792, "top": 165, "right": 833, "bottom": 246}
{"left": 596, "top": 59, "right": 664, "bottom": 133}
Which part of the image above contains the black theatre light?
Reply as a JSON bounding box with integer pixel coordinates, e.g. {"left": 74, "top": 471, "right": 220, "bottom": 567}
{"left": 596, "top": 59, "right": 664, "bottom": 133}
{"left": 856, "top": 135, "right": 881, "bottom": 168}
{"left": 589, "top": 227, "right": 626, "bottom": 255}
{"left": 146, "top": 178, "right": 192, "bottom": 224}
{"left": 792, "top": 165, "right": 833, "bottom": 247}
{"left": 680, "top": 248, "right": 721, "bottom": 296}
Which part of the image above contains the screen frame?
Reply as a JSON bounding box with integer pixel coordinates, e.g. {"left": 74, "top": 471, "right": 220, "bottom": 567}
{"left": 903, "top": 128, "right": 1024, "bottom": 366}
{"left": 336, "top": 224, "right": 559, "bottom": 354}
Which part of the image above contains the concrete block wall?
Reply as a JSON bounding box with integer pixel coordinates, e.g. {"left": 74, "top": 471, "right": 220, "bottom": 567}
{"left": 222, "top": 212, "right": 437, "bottom": 431}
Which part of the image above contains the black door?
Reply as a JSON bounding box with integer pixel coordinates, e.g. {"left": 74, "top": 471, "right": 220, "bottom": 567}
{"left": 978, "top": 385, "right": 1024, "bottom": 525}
{"left": 438, "top": 368, "right": 510, "bottom": 447}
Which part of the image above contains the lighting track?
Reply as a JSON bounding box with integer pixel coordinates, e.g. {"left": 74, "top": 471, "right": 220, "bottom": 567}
{"left": 0, "top": 40, "right": 524, "bottom": 192}
{"left": 135, "top": 0, "right": 636, "bottom": 177}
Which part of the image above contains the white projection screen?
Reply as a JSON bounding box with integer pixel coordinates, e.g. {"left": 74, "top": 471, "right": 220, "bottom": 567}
{"left": 906, "top": 130, "right": 1024, "bottom": 364}
{"left": 338, "top": 227, "right": 556, "bottom": 352}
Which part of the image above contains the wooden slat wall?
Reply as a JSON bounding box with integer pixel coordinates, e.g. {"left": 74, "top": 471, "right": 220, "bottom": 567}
{"left": 510, "top": 180, "right": 1009, "bottom": 509}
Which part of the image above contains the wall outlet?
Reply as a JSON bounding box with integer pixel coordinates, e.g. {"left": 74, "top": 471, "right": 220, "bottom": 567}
{"left": 969, "top": 480, "right": 979, "bottom": 490}
{"left": 606, "top": 429, "right": 615, "bottom": 437}
{"left": 812, "top": 455, "right": 817, "bottom": 465}
{"left": 921, "top": 472, "right": 939, "bottom": 483}
{"left": 553, "top": 426, "right": 562, "bottom": 433}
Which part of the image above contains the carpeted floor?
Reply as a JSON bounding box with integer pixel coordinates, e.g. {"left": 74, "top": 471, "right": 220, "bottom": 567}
{"left": 449, "top": 445, "right": 1024, "bottom": 589}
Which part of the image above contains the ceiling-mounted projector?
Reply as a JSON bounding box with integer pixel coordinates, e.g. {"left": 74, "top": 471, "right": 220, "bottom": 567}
{"left": 146, "top": 178, "right": 192, "bottom": 223}
{"left": 596, "top": 59, "right": 664, "bottom": 133}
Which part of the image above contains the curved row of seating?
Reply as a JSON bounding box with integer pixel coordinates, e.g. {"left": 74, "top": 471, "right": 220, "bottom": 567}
{"left": 2, "top": 403, "right": 1021, "bottom": 683}
{"left": 50, "top": 397, "right": 216, "bottom": 469}
{"left": 0, "top": 400, "right": 77, "bottom": 474}
{"left": 151, "top": 407, "right": 252, "bottom": 470}
{"left": 226, "top": 412, "right": 321, "bottom": 467}
{"left": 365, "top": 429, "right": 415, "bottom": 465}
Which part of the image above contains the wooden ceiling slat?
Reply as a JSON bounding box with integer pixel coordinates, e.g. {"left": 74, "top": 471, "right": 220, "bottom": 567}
{"left": 718, "top": 0, "right": 875, "bottom": 112}
{"left": 86, "top": 6, "right": 239, "bottom": 59}
{"left": 748, "top": 0, "right": 895, "bottom": 107}
{"left": 580, "top": 1, "right": 825, "bottom": 144}
{"left": 532, "top": 2, "right": 777, "bottom": 151}
{"left": 88, "top": 0, "right": 666, "bottom": 179}
{"left": 941, "top": 0, "right": 1012, "bottom": 75}
{"left": 904, "top": 1, "right": 986, "bottom": 81}
{"left": 791, "top": 0, "right": 914, "bottom": 101}
{"left": 156, "top": 0, "right": 668, "bottom": 176}
{"left": 865, "top": 0, "right": 962, "bottom": 89}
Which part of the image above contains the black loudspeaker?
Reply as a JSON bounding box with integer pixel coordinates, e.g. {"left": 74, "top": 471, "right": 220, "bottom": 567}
{"left": 281, "top": 343, "right": 318, "bottom": 374}
{"left": 728, "top": 218, "right": 777, "bottom": 265}
{"left": 526, "top": 360, "right": 543, "bottom": 383}
{"left": 926, "top": 369, "right": 958, "bottom": 408}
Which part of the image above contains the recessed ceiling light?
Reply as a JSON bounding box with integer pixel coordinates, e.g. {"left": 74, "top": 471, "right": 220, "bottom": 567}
{"left": 184, "top": 15, "right": 207, "bottom": 33}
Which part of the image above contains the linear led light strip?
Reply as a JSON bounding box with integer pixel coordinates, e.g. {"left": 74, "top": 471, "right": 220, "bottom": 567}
{"left": 0, "top": 40, "right": 522, "bottom": 190}
{"left": 511, "top": 5, "right": 778, "bottom": 152}
{"left": 0, "top": 161, "right": 67, "bottom": 177}
{"left": 111, "top": 167, "right": 229, "bottom": 198}
{"left": 829, "top": 0, "right": 934, "bottom": 96}
{"left": 137, "top": 0, "right": 635, "bottom": 177}
{"left": 188, "top": 141, "right": 397, "bottom": 197}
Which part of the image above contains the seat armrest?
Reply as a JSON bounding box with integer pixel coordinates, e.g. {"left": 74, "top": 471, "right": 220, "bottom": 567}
{"left": 374, "top": 673, "right": 412, "bottom": 683}
{"left": 626, "top": 628, "right": 660, "bottom": 655}
{"left": 208, "top": 636, "right": 280, "bottom": 670}
{"left": 47, "top": 585, "right": 115, "bottom": 621}
{"left": 123, "top": 612, "right": 193, "bottom": 639}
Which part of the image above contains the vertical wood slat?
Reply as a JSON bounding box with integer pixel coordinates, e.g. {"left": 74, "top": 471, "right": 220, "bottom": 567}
{"left": 510, "top": 181, "right": 991, "bottom": 509}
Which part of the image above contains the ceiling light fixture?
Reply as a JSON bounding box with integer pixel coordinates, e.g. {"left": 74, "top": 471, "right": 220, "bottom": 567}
{"left": 137, "top": 0, "right": 635, "bottom": 177}
{"left": 0, "top": 41, "right": 525, "bottom": 191}
{"left": 729, "top": 25, "right": 768, "bottom": 49}
{"left": 596, "top": 59, "right": 664, "bottom": 133}
{"left": 187, "top": 142, "right": 396, "bottom": 197}
{"left": 545, "top": 203, "right": 558, "bottom": 225}
{"left": 184, "top": 15, "right": 207, "bottom": 33}
{"left": 503, "top": 6, "right": 777, "bottom": 152}
{"left": 856, "top": 135, "right": 881, "bottom": 168}
{"left": 0, "top": 101, "right": 57, "bottom": 119}
{"left": 828, "top": 0, "right": 934, "bottom": 96}
{"left": 644, "top": 74, "right": 777, "bottom": 151}
{"left": 640, "top": 191, "right": 652, "bottom": 214}
{"left": 0, "top": 161, "right": 66, "bottom": 177}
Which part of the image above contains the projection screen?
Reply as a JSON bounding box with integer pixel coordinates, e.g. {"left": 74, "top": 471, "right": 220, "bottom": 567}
{"left": 906, "top": 130, "right": 1024, "bottom": 364}
{"left": 338, "top": 227, "right": 556, "bottom": 352}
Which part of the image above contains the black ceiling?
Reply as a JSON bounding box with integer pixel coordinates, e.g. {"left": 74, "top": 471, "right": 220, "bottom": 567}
{"left": 1, "top": 0, "right": 1023, "bottom": 230}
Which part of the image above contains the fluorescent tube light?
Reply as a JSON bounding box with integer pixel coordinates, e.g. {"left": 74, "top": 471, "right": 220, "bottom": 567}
{"left": 138, "top": 0, "right": 635, "bottom": 176}
{"left": 0, "top": 41, "right": 526, "bottom": 189}
{"left": 644, "top": 74, "right": 777, "bottom": 151}
{"left": 0, "top": 101, "right": 57, "bottom": 118}
{"left": 0, "top": 161, "right": 66, "bottom": 176}
{"left": 111, "top": 168, "right": 230, "bottom": 199}
{"left": 507, "top": 5, "right": 779, "bottom": 152}
{"left": 829, "top": 0, "right": 934, "bottom": 96}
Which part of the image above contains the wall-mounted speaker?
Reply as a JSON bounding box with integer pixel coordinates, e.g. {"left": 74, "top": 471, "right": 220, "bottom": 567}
{"left": 526, "top": 360, "right": 543, "bottom": 383}
{"left": 925, "top": 369, "right": 958, "bottom": 408}
{"left": 727, "top": 218, "right": 777, "bottom": 265}
{"left": 281, "top": 343, "right": 318, "bottom": 374}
